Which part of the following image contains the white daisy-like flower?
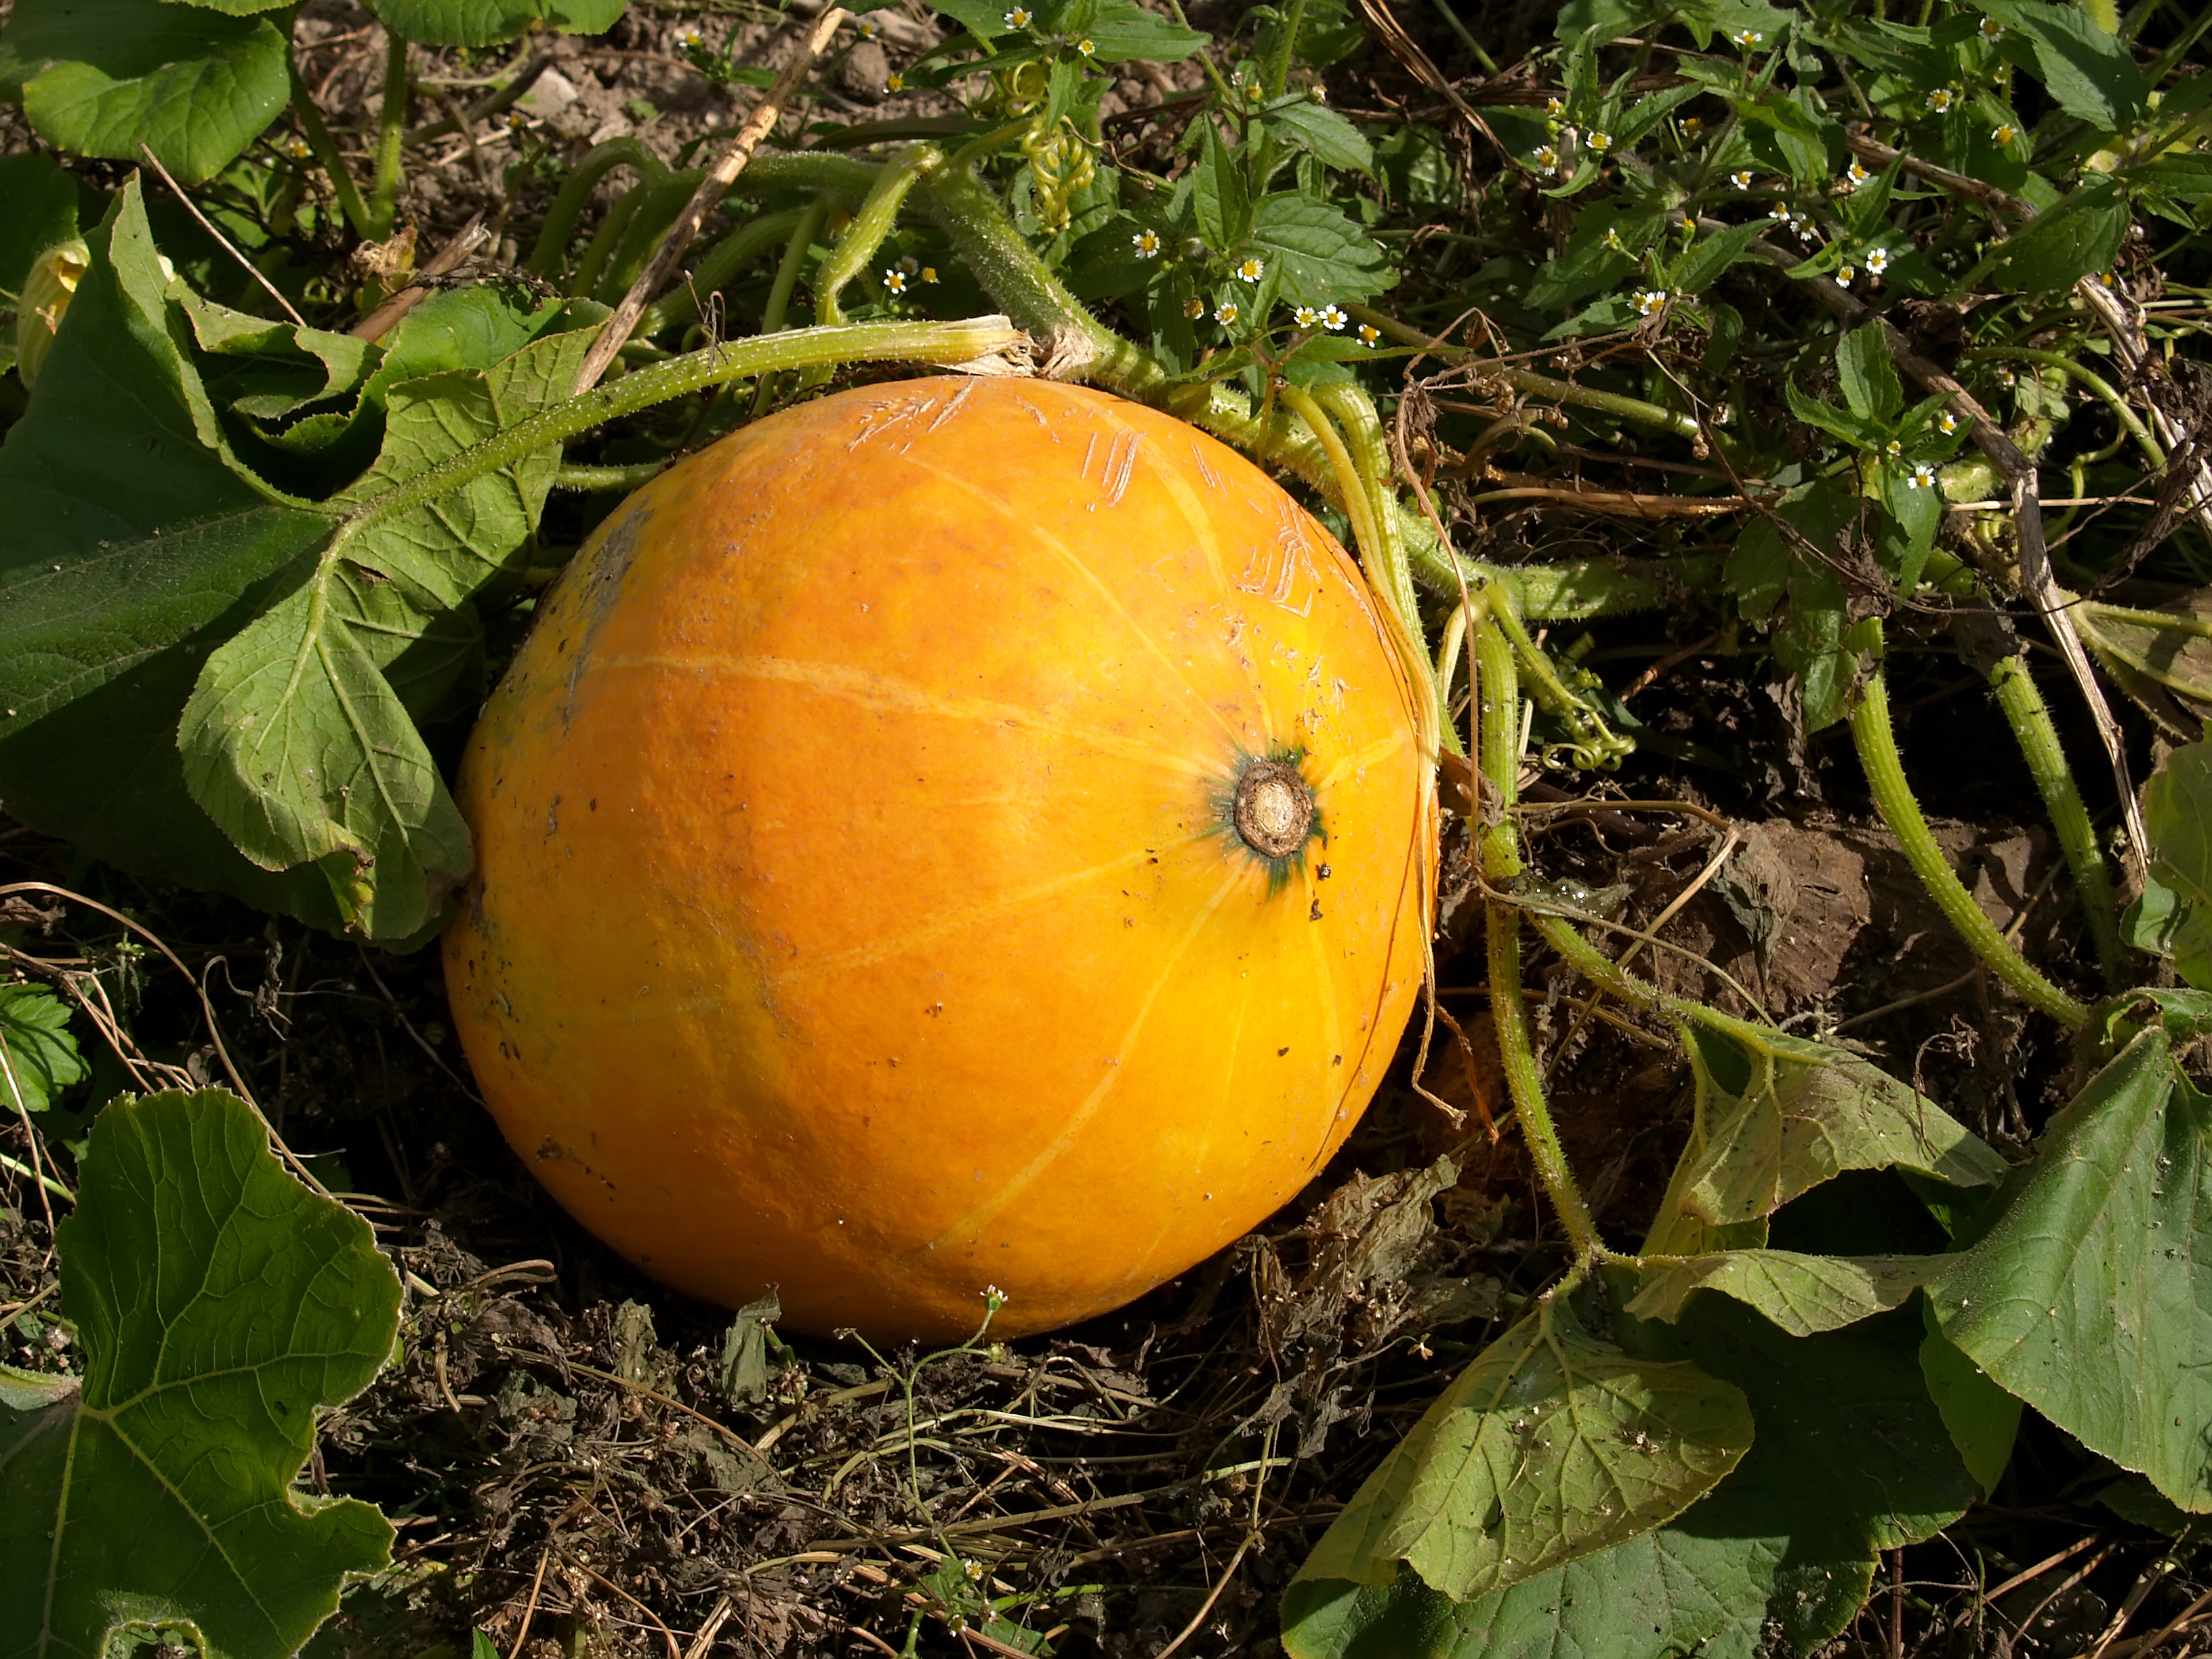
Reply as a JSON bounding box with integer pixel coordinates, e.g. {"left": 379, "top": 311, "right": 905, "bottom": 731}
{"left": 1183, "top": 294, "right": 1205, "bottom": 319}
{"left": 1845, "top": 159, "right": 1870, "bottom": 188}
{"left": 1769, "top": 202, "right": 1792, "bottom": 221}
{"left": 1885, "top": 439, "right": 1904, "bottom": 458}
{"left": 1865, "top": 246, "right": 1889, "bottom": 274}
{"left": 1586, "top": 129, "right": 1614, "bottom": 152}
{"left": 1734, "top": 28, "right": 1763, "bottom": 45}
{"left": 1992, "top": 122, "right": 2018, "bottom": 146}
{"left": 1216, "top": 300, "right": 1240, "bottom": 325}
{"left": 506, "top": 111, "right": 529, "bottom": 131}
{"left": 1077, "top": 37, "right": 1095, "bottom": 55}
{"left": 1132, "top": 228, "right": 1162, "bottom": 258}
{"left": 1321, "top": 304, "right": 1348, "bottom": 329}
{"left": 883, "top": 268, "right": 907, "bottom": 293}
{"left": 1909, "top": 461, "right": 1938, "bottom": 490}
{"left": 1633, "top": 288, "right": 1669, "bottom": 316}
{"left": 1732, "top": 169, "right": 1755, "bottom": 189}
{"left": 1979, "top": 15, "right": 2003, "bottom": 39}
{"left": 856, "top": 17, "right": 880, "bottom": 37}
{"left": 1294, "top": 304, "right": 1320, "bottom": 327}
{"left": 1938, "top": 410, "right": 1959, "bottom": 434}
{"left": 1534, "top": 145, "right": 1561, "bottom": 176}
{"left": 1602, "top": 226, "right": 1626, "bottom": 251}
{"left": 984, "top": 1284, "right": 1007, "bottom": 1307}
{"left": 883, "top": 73, "right": 905, "bottom": 93}
{"left": 1927, "top": 85, "right": 1957, "bottom": 112}
{"left": 1357, "top": 323, "right": 1380, "bottom": 346}
{"left": 1236, "top": 256, "right": 1264, "bottom": 281}
{"left": 1837, "top": 264, "right": 1857, "bottom": 288}
{"left": 678, "top": 25, "right": 704, "bottom": 47}
{"left": 284, "top": 135, "right": 314, "bottom": 159}
{"left": 1546, "top": 95, "right": 1565, "bottom": 117}
{"left": 1311, "top": 83, "right": 1328, "bottom": 104}
{"left": 1004, "top": 6, "right": 1031, "bottom": 24}
{"left": 921, "top": 266, "right": 939, "bottom": 283}
{"left": 1681, "top": 116, "right": 1703, "bottom": 142}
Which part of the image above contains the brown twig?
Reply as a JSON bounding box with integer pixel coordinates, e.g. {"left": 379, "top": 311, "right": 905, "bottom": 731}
{"left": 506, "top": 1544, "right": 552, "bottom": 1659}
{"left": 405, "top": 48, "right": 552, "bottom": 148}
{"left": 136, "top": 144, "right": 308, "bottom": 328}
{"left": 348, "top": 214, "right": 491, "bottom": 341}
{"left": 574, "top": 7, "right": 849, "bottom": 392}
{"left": 1153, "top": 1532, "right": 1257, "bottom": 1659}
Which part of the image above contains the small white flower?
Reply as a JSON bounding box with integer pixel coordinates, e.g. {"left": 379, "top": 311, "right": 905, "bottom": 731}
{"left": 1734, "top": 28, "right": 1763, "bottom": 45}
{"left": 1132, "top": 228, "right": 1162, "bottom": 258}
{"left": 1534, "top": 145, "right": 1561, "bottom": 176}
{"left": 1885, "top": 439, "right": 1903, "bottom": 458}
{"left": 883, "top": 72, "right": 905, "bottom": 93}
{"left": 1769, "top": 202, "right": 1792, "bottom": 221}
{"left": 1938, "top": 410, "right": 1960, "bottom": 434}
{"left": 284, "top": 134, "right": 314, "bottom": 159}
{"left": 1357, "top": 323, "right": 1380, "bottom": 346}
{"left": 1236, "top": 256, "right": 1264, "bottom": 281}
{"left": 1992, "top": 121, "right": 2018, "bottom": 147}
{"left": 1586, "top": 129, "right": 1614, "bottom": 152}
{"left": 1633, "top": 288, "right": 1669, "bottom": 316}
{"left": 1546, "top": 95, "right": 1565, "bottom": 117}
{"left": 1979, "top": 15, "right": 2003, "bottom": 40}
{"left": 1294, "top": 304, "right": 1320, "bottom": 327}
{"left": 883, "top": 268, "right": 907, "bottom": 293}
{"left": 1681, "top": 117, "right": 1704, "bottom": 142}
{"left": 1837, "top": 264, "right": 1857, "bottom": 288}
{"left": 1077, "top": 37, "right": 1095, "bottom": 55}
{"left": 1732, "top": 169, "right": 1755, "bottom": 189}
{"left": 983, "top": 1283, "right": 1007, "bottom": 1305}
{"left": 1321, "top": 304, "right": 1348, "bottom": 329}
{"left": 1909, "top": 461, "right": 1938, "bottom": 490}
{"left": 678, "top": 25, "right": 704, "bottom": 47}
{"left": 1183, "top": 294, "right": 1205, "bottom": 319}
{"left": 506, "top": 111, "right": 529, "bottom": 131}
{"left": 856, "top": 16, "right": 880, "bottom": 37}
{"left": 1865, "top": 246, "right": 1890, "bottom": 274}
{"left": 1004, "top": 6, "right": 1031, "bottom": 24}
{"left": 1311, "top": 83, "right": 1328, "bottom": 104}
{"left": 921, "top": 266, "right": 939, "bottom": 283}
{"left": 1844, "top": 159, "right": 1870, "bottom": 188}
{"left": 1215, "top": 300, "right": 1240, "bottom": 325}
{"left": 1602, "top": 226, "right": 1626, "bottom": 251}
{"left": 1927, "top": 85, "right": 1957, "bottom": 113}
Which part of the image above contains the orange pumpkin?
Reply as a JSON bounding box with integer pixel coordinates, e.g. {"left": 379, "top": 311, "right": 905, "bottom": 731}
{"left": 443, "top": 377, "right": 1433, "bottom": 1340}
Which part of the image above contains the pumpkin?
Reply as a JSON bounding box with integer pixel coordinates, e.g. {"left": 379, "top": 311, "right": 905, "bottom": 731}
{"left": 443, "top": 376, "right": 1433, "bottom": 1341}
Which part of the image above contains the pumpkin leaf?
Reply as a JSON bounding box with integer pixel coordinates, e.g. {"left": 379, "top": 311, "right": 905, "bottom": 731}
{"left": 0, "top": 1088, "right": 400, "bottom": 1659}
{"left": 2143, "top": 739, "right": 2212, "bottom": 991}
{"left": 1627, "top": 1250, "right": 1955, "bottom": 1336}
{"left": 1929, "top": 1021, "right": 2212, "bottom": 1511}
{"left": 1668, "top": 1016, "right": 2011, "bottom": 1229}
{"left": 1290, "top": 1292, "right": 1753, "bottom": 1601}
{"left": 367, "top": 0, "right": 625, "bottom": 47}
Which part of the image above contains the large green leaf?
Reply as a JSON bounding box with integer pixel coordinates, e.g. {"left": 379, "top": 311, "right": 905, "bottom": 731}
{"left": 1980, "top": 0, "right": 2148, "bottom": 129}
{"left": 1930, "top": 1019, "right": 2212, "bottom": 1511}
{"left": 368, "top": 0, "right": 625, "bottom": 47}
{"left": 0, "top": 1088, "right": 400, "bottom": 1659}
{"left": 2144, "top": 740, "right": 2212, "bottom": 991}
{"left": 1286, "top": 1300, "right": 1979, "bottom": 1659}
{"left": 1290, "top": 1292, "right": 1753, "bottom": 1602}
{"left": 0, "top": 0, "right": 288, "bottom": 184}
{"left": 1668, "top": 1017, "right": 2010, "bottom": 1229}
{"left": 0, "top": 151, "right": 85, "bottom": 303}
{"left": 1991, "top": 176, "right": 2131, "bottom": 293}
{"left": 0, "top": 180, "right": 600, "bottom": 942}
{"left": 1248, "top": 192, "right": 1397, "bottom": 307}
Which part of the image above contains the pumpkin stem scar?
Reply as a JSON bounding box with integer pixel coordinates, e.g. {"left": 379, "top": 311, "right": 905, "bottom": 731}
{"left": 1234, "top": 758, "right": 1314, "bottom": 859}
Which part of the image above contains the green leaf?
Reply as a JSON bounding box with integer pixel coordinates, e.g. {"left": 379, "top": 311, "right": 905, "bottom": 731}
{"left": 0, "top": 1088, "right": 400, "bottom": 1658}
{"left": 1667, "top": 1017, "right": 2010, "bottom": 1229}
{"left": 1992, "top": 175, "right": 2130, "bottom": 293}
{"left": 1523, "top": 202, "right": 1662, "bottom": 312}
{"left": 1262, "top": 96, "right": 1374, "bottom": 173}
{"left": 1290, "top": 1292, "right": 1753, "bottom": 1601}
{"left": 1248, "top": 192, "right": 1396, "bottom": 306}
{"left": 1286, "top": 1298, "right": 1978, "bottom": 1659}
{"left": 1930, "top": 1023, "right": 2212, "bottom": 1511}
{"left": 1628, "top": 1250, "right": 1954, "bottom": 1336}
{"left": 368, "top": 0, "right": 624, "bottom": 47}
{"left": 0, "top": 983, "right": 88, "bottom": 1114}
{"left": 1664, "top": 217, "right": 1770, "bottom": 296}
{"left": 0, "top": 0, "right": 289, "bottom": 184}
{"left": 1785, "top": 379, "right": 1888, "bottom": 449}
{"left": 1919, "top": 1305, "right": 2021, "bottom": 1494}
{"left": 2129, "top": 152, "right": 2212, "bottom": 207}
{"left": 1874, "top": 459, "right": 1942, "bottom": 594}
{"left": 1835, "top": 320, "right": 1902, "bottom": 423}
{"left": 1056, "top": 0, "right": 1207, "bottom": 61}
{"left": 2144, "top": 740, "right": 2212, "bottom": 992}
{"left": 1191, "top": 119, "right": 1249, "bottom": 251}
{"left": 1980, "top": 0, "right": 2148, "bottom": 129}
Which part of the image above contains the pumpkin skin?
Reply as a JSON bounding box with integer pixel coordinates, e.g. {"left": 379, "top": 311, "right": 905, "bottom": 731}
{"left": 443, "top": 376, "right": 1433, "bottom": 1341}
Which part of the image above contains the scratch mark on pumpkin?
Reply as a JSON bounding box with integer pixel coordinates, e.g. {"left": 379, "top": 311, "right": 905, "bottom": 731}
{"left": 1080, "top": 431, "right": 1099, "bottom": 482}
{"left": 1190, "top": 439, "right": 1223, "bottom": 493}
{"left": 1310, "top": 726, "right": 1412, "bottom": 793}
{"left": 926, "top": 380, "right": 978, "bottom": 432}
{"left": 1103, "top": 429, "right": 1142, "bottom": 506}
{"left": 908, "top": 862, "right": 1246, "bottom": 1256}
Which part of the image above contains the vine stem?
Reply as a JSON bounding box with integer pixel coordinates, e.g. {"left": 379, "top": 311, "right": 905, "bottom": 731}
{"left": 346, "top": 318, "right": 1028, "bottom": 545}
{"left": 1471, "top": 611, "right": 1601, "bottom": 1261}
{"left": 369, "top": 27, "right": 409, "bottom": 240}
{"left": 287, "top": 52, "right": 375, "bottom": 241}
{"left": 1989, "top": 652, "right": 2127, "bottom": 987}
{"left": 1847, "top": 620, "right": 2090, "bottom": 1025}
